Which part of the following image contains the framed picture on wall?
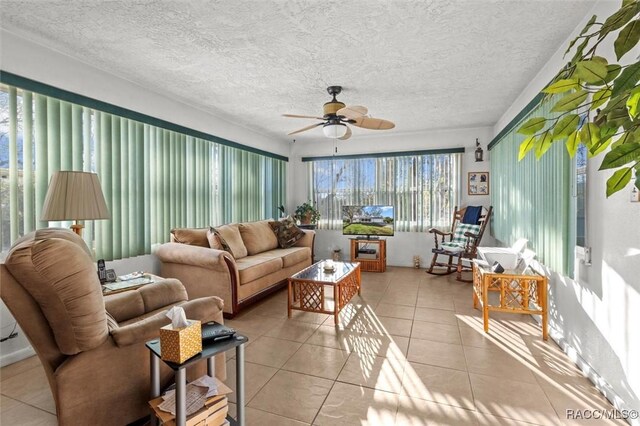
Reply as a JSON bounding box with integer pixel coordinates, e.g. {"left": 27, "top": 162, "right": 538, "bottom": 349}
{"left": 468, "top": 172, "right": 489, "bottom": 195}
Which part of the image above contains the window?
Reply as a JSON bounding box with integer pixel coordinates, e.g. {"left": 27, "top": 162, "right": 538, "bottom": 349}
{"left": 575, "top": 143, "right": 587, "bottom": 248}
{"left": 0, "top": 83, "right": 286, "bottom": 260}
{"left": 309, "top": 152, "right": 461, "bottom": 232}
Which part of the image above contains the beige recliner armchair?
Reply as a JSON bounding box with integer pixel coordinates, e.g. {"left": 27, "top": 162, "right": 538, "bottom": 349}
{"left": 0, "top": 229, "right": 226, "bottom": 425}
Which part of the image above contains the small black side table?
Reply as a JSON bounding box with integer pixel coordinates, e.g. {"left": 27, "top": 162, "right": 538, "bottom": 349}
{"left": 146, "top": 334, "right": 248, "bottom": 426}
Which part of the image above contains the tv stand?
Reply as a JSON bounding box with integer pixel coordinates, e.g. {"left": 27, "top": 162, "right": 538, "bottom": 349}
{"left": 350, "top": 238, "right": 386, "bottom": 273}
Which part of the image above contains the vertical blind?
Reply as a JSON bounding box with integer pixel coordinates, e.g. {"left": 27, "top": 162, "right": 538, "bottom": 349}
{"left": 309, "top": 153, "right": 460, "bottom": 232}
{"left": 490, "top": 98, "right": 571, "bottom": 275}
{"left": 0, "top": 84, "right": 287, "bottom": 260}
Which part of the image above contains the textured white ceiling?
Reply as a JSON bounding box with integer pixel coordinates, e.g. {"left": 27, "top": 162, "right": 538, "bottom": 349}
{"left": 0, "top": 0, "right": 595, "bottom": 142}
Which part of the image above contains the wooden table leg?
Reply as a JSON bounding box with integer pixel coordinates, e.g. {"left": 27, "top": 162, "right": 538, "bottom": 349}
{"left": 287, "top": 279, "right": 292, "bottom": 319}
{"left": 357, "top": 265, "right": 361, "bottom": 295}
{"left": 482, "top": 277, "right": 490, "bottom": 333}
{"left": 541, "top": 279, "right": 548, "bottom": 341}
{"left": 334, "top": 284, "right": 339, "bottom": 325}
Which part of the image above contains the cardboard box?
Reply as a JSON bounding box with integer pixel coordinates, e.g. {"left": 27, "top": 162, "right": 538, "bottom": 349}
{"left": 159, "top": 320, "right": 202, "bottom": 364}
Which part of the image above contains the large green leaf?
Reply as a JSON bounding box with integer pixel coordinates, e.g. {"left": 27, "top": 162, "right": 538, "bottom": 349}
{"left": 604, "top": 65, "right": 623, "bottom": 84}
{"left": 580, "top": 123, "right": 600, "bottom": 148}
{"left": 601, "top": 94, "right": 629, "bottom": 115}
{"left": 551, "top": 90, "right": 589, "bottom": 112}
{"left": 611, "top": 62, "right": 640, "bottom": 97}
{"left": 611, "top": 131, "right": 635, "bottom": 149}
{"left": 565, "top": 15, "right": 597, "bottom": 56}
{"left": 590, "top": 138, "right": 612, "bottom": 157}
{"left": 575, "top": 60, "right": 609, "bottom": 83}
{"left": 542, "top": 79, "right": 580, "bottom": 94}
{"left": 552, "top": 114, "right": 580, "bottom": 140}
{"left": 592, "top": 88, "right": 612, "bottom": 109}
{"left": 518, "top": 135, "right": 536, "bottom": 161}
{"left": 601, "top": 3, "right": 639, "bottom": 35}
{"left": 518, "top": 117, "right": 547, "bottom": 135}
{"left": 565, "top": 131, "right": 580, "bottom": 158}
{"left": 599, "top": 142, "right": 640, "bottom": 169}
{"left": 615, "top": 19, "right": 640, "bottom": 60}
{"left": 535, "top": 131, "right": 553, "bottom": 159}
{"left": 606, "top": 167, "right": 633, "bottom": 197}
{"left": 571, "top": 38, "right": 590, "bottom": 64}
{"left": 626, "top": 87, "right": 640, "bottom": 118}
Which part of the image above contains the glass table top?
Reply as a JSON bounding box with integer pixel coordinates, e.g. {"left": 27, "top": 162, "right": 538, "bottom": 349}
{"left": 290, "top": 260, "right": 359, "bottom": 284}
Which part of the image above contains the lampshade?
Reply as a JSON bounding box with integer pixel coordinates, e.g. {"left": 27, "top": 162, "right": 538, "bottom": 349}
{"left": 41, "top": 171, "right": 110, "bottom": 221}
{"left": 323, "top": 123, "right": 347, "bottom": 139}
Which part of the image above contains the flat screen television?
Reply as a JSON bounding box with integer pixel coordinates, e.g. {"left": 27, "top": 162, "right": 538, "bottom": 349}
{"left": 342, "top": 205, "right": 395, "bottom": 238}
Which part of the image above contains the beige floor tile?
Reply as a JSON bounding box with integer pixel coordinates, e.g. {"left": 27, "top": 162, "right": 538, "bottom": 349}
{"left": 337, "top": 353, "right": 405, "bottom": 394}
{"left": 469, "top": 373, "right": 559, "bottom": 425}
{"left": 0, "top": 396, "right": 57, "bottom": 426}
{"left": 374, "top": 316, "right": 413, "bottom": 337}
{"left": 282, "top": 344, "right": 349, "bottom": 380}
{"left": 289, "top": 310, "right": 332, "bottom": 325}
{"left": 0, "top": 366, "right": 56, "bottom": 414}
{"left": 475, "top": 412, "right": 544, "bottom": 425}
{"left": 463, "top": 346, "right": 537, "bottom": 384}
{"left": 411, "top": 320, "right": 461, "bottom": 345}
{"left": 382, "top": 292, "right": 418, "bottom": 307}
{"left": 394, "top": 395, "right": 479, "bottom": 425}
{"left": 223, "top": 360, "right": 277, "bottom": 404}
{"left": 414, "top": 307, "right": 459, "bottom": 325}
{"left": 243, "top": 336, "right": 302, "bottom": 368}
{"left": 263, "top": 320, "right": 320, "bottom": 342}
{"left": 0, "top": 356, "right": 41, "bottom": 383}
{"left": 305, "top": 325, "right": 360, "bottom": 352}
{"left": 416, "top": 294, "right": 455, "bottom": 311}
{"left": 374, "top": 303, "right": 416, "bottom": 320}
{"left": 401, "top": 361, "right": 474, "bottom": 410}
{"left": 407, "top": 338, "right": 467, "bottom": 371}
{"left": 315, "top": 382, "right": 398, "bottom": 426}
{"left": 241, "top": 406, "right": 310, "bottom": 425}
{"left": 227, "top": 315, "right": 284, "bottom": 337}
{"left": 353, "top": 333, "right": 410, "bottom": 360}
{"left": 249, "top": 370, "right": 333, "bottom": 423}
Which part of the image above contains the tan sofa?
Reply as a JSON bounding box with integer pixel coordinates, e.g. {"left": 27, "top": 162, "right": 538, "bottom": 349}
{"left": 154, "top": 221, "right": 315, "bottom": 316}
{"left": 0, "top": 228, "right": 226, "bottom": 426}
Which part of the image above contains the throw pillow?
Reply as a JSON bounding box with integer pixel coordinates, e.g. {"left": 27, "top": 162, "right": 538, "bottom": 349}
{"left": 206, "top": 227, "right": 224, "bottom": 250}
{"left": 442, "top": 223, "right": 481, "bottom": 253}
{"left": 239, "top": 220, "right": 279, "bottom": 255}
{"left": 170, "top": 228, "right": 209, "bottom": 247}
{"left": 269, "top": 216, "right": 306, "bottom": 249}
{"left": 213, "top": 224, "right": 248, "bottom": 259}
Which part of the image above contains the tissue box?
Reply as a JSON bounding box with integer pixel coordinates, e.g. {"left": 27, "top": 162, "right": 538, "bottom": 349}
{"left": 160, "top": 320, "right": 202, "bottom": 364}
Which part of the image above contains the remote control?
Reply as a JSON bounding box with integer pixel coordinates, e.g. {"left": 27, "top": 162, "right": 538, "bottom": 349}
{"left": 201, "top": 321, "right": 236, "bottom": 342}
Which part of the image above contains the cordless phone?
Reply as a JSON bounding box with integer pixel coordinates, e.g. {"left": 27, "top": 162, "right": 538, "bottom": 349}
{"left": 97, "top": 259, "right": 117, "bottom": 283}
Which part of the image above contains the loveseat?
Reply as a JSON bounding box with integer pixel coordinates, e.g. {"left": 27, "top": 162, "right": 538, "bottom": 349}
{"left": 154, "top": 220, "right": 315, "bottom": 316}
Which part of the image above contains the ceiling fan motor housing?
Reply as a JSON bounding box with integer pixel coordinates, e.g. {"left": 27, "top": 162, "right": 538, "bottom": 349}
{"left": 323, "top": 85, "right": 345, "bottom": 116}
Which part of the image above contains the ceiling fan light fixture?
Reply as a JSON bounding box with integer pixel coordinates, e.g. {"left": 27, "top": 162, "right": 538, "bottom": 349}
{"left": 323, "top": 123, "right": 347, "bottom": 139}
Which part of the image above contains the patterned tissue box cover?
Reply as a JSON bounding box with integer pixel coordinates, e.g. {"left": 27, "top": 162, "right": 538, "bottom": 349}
{"left": 159, "top": 320, "right": 202, "bottom": 364}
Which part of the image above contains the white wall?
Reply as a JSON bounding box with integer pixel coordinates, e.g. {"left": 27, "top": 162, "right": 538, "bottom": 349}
{"left": 492, "top": 0, "right": 640, "bottom": 416}
{"left": 289, "top": 126, "right": 495, "bottom": 266}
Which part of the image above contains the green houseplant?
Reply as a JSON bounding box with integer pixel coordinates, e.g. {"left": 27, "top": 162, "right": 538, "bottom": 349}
{"left": 294, "top": 201, "right": 320, "bottom": 225}
{"left": 517, "top": 0, "right": 640, "bottom": 197}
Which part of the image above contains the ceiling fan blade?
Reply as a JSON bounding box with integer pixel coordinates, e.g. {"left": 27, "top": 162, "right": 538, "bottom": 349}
{"left": 337, "top": 105, "right": 368, "bottom": 120}
{"left": 338, "top": 125, "right": 352, "bottom": 140}
{"left": 282, "top": 114, "right": 324, "bottom": 120}
{"left": 352, "top": 116, "right": 395, "bottom": 130}
{"left": 287, "top": 122, "right": 323, "bottom": 135}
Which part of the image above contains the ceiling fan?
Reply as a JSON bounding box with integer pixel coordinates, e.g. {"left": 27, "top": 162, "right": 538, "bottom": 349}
{"left": 283, "top": 86, "right": 395, "bottom": 140}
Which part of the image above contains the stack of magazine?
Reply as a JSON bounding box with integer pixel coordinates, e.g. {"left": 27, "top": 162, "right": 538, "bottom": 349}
{"left": 102, "top": 273, "right": 154, "bottom": 292}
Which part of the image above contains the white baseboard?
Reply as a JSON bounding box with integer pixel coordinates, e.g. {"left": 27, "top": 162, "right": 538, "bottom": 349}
{"left": 0, "top": 346, "right": 36, "bottom": 368}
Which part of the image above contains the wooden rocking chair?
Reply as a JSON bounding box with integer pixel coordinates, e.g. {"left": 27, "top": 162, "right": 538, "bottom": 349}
{"left": 426, "top": 205, "right": 492, "bottom": 282}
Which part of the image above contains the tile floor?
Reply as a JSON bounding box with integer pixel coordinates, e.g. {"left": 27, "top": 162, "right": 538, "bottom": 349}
{"left": 0, "top": 267, "right": 625, "bottom": 425}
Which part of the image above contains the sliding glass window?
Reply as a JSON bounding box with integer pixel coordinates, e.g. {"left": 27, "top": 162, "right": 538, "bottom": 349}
{"left": 308, "top": 152, "right": 461, "bottom": 232}
{"left": 0, "top": 84, "right": 286, "bottom": 260}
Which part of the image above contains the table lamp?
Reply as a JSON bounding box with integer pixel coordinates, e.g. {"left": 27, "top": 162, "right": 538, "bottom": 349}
{"left": 41, "top": 171, "right": 110, "bottom": 236}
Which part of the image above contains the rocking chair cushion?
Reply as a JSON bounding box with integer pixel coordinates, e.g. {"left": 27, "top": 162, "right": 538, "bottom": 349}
{"left": 451, "top": 223, "right": 481, "bottom": 247}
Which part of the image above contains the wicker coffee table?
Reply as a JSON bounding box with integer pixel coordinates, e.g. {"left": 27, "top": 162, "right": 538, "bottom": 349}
{"left": 288, "top": 260, "right": 361, "bottom": 325}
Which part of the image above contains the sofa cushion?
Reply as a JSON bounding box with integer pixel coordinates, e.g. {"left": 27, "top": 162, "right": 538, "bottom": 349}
{"left": 4, "top": 229, "right": 108, "bottom": 355}
{"left": 213, "top": 224, "right": 248, "bottom": 259}
{"left": 171, "top": 228, "right": 209, "bottom": 247}
{"left": 235, "top": 256, "right": 283, "bottom": 284}
{"left": 206, "top": 227, "right": 224, "bottom": 250}
{"left": 269, "top": 216, "right": 306, "bottom": 248}
{"left": 259, "top": 247, "right": 311, "bottom": 268}
{"left": 239, "top": 220, "right": 279, "bottom": 255}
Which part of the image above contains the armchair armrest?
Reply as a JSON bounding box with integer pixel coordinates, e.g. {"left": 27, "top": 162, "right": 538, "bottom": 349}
{"left": 153, "top": 243, "right": 234, "bottom": 272}
{"left": 111, "top": 296, "right": 224, "bottom": 347}
{"left": 104, "top": 279, "right": 187, "bottom": 323}
{"left": 428, "top": 228, "right": 452, "bottom": 236}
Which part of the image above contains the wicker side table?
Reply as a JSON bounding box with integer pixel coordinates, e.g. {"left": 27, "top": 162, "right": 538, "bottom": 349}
{"left": 472, "top": 261, "right": 548, "bottom": 340}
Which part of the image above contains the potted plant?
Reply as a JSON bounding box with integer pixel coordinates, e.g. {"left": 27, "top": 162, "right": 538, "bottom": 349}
{"left": 294, "top": 201, "right": 320, "bottom": 225}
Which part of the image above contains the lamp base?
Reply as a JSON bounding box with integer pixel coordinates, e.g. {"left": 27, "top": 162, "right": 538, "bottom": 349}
{"left": 70, "top": 223, "right": 84, "bottom": 237}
